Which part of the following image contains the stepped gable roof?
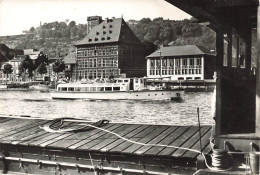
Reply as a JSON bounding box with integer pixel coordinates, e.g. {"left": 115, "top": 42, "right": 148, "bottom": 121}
{"left": 75, "top": 18, "right": 141, "bottom": 46}
{"left": 63, "top": 53, "right": 76, "bottom": 64}
{"left": 146, "top": 45, "right": 211, "bottom": 58}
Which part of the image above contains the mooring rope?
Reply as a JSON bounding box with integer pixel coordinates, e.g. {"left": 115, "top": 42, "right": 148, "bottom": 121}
{"left": 40, "top": 118, "right": 234, "bottom": 172}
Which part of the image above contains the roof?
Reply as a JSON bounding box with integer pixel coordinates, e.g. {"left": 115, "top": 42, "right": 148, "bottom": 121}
{"left": 63, "top": 53, "right": 76, "bottom": 64}
{"left": 24, "top": 49, "right": 40, "bottom": 55}
{"left": 75, "top": 18, "right": 141, "bottom": 46}
{"left": 146, "top": 45, "right": 211, "bottom": 58}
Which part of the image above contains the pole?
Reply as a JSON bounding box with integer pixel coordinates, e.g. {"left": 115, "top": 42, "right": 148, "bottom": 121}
{"left": 197, "top": 107, "right": 202, "bottom": 153}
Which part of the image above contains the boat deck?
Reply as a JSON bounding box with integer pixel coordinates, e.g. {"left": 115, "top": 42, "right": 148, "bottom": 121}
{"left": 0, "top": 116, "right": 213, "bottom": 174}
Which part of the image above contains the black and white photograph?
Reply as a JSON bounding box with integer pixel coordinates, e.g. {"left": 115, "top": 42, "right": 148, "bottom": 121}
{"left": 0, "top": 0, "right": 259, "bottom": 174}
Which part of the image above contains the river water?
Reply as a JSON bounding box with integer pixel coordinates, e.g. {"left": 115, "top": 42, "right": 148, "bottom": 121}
{"left": 0, "top": 91, "right": 214, "bottom": 125}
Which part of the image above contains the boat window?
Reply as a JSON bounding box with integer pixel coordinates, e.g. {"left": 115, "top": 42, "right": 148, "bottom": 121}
{"left": 68, "top": 87, "right": 74, "bottom": 91}
{"left": 135, "top": 79, "right": 138, "bottom": 83}
{"left": 140, "top": 79, "right": 143, "bottom": 83}
{"left": 90, "top": 87, "right": 96, "bottom": 91}
{"left": 58, "top": 87, "right": 61, "bottom": 91}
{"left": 81, "top": 87, "right": 89, "bottom": 91}
{"left": 117, "top": 80, "right": 123, "bottom": 83}
{"left": 124, "top": 80, "right": 128, "bottom": 83}
{"left": 61, "top": 87, "right": 67, "bottom": 91}
{"left": 97, "top": 87, "right": 104, "bottom": 91}
{"left": 105, "top": 87, "right": 112, "bottom": 91}
{"left": 75, "top": 87, "right": 81, "bottom": 91}
{"left": 113, "top": 87, "right": 120, "bottom": 91}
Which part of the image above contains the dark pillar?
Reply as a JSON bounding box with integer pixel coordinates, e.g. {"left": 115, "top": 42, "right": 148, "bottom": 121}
{"left": 256, "top": 3, "right": 260, "bottom": 136}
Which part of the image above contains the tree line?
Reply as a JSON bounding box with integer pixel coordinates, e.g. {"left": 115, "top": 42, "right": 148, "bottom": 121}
{"left": 3, "top": 53, "right": 65, "bottom": 82}
{"left": 14, "top": 17, "right": 216, "bottom": 56}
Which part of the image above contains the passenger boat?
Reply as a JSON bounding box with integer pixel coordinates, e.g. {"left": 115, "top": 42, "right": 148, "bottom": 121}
{"left": 50, "top": 78, "right": 184, "bottom": 100}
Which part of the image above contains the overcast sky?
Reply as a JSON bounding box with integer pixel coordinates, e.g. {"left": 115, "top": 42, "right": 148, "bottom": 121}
{"left": 0, "top": 0, "right": 191, "bottom": 36}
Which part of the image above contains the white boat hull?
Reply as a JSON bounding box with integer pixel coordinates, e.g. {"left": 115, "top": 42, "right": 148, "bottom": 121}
{"left": 50, "top": 89, "right": 184, "bottom": 100}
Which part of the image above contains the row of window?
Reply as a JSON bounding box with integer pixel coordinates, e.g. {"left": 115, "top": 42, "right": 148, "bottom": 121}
{"left": 78, "top": 58, "right": 118, "bottom": 68}
{"left": 150, "top": 58, "right": 201, "bottom": 67}
{"left": 77, "top": 69, "right": 120, "bottom": 79}
{"left": 59, "top": 86, "right": 121, "bottom": 92}
{"left": 150, "top": 69, "right": 202, "bottom": 75}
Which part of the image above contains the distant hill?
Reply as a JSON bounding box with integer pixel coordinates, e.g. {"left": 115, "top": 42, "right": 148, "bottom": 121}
{"left": 0, "top": 18, "right": 216, "bottom": 58}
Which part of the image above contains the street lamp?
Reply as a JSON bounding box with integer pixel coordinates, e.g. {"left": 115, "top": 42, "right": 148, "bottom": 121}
{"left": 158, "top": 51, "right": 162, "bottom": 77}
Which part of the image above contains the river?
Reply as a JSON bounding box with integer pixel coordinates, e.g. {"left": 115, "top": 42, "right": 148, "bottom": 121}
{"left": 0, "top": 91, "right": 214, "bottom": 125}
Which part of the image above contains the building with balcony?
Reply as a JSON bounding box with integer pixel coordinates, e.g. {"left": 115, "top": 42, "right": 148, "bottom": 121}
{"left": 146, "top": 45, "right": 215, "bottom": 80}
{"left": 75, "top": 17, "right": 150, "bottom": 80}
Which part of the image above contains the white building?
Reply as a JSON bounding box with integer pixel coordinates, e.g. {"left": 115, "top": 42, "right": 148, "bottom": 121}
{"left": 146, "top": 45, "right": 215, "bottom": 80}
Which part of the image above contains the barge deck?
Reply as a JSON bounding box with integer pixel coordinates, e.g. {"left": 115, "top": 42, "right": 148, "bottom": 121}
{"left": 0, "top": 116, "right": 212, "bottom": 174}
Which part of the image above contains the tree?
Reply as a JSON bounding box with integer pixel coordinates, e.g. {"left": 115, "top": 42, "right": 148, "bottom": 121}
{"left": 29, "top": 27, "right": 35, "bottom": 32}
{"left": 3, "top": 63, "right": 13, "bottom": 83}
{"left": 20, "top": 55, "right": 35, "bottom": 80}
{"left": 52, "top": 59, "right": 65, "bottom": 81}
{"left": 68, "top": 21, "right": 76, "bottom": 28}
{"left": 37, "top": 63, "right": 47, "bottom": 75}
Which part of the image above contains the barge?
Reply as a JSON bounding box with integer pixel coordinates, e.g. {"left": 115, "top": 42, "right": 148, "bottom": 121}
{"left": 0, "top": 116, "right": 212, "bottom": 174}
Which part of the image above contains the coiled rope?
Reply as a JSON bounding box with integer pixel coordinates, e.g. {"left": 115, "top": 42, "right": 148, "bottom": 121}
{"left": 40, "top": 118, "right": 233, "bottom": 172}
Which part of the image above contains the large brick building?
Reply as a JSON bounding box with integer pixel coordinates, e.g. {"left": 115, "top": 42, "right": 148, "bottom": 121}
{"left": 74, "top": 17, "right": 150, "bottom": 80}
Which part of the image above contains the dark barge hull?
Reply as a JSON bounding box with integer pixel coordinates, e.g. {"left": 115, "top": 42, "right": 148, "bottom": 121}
{"left": 0, "top": 116, "right": 212, "bottom": 174}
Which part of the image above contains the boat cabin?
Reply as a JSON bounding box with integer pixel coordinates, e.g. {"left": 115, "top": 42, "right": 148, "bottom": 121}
{"left": 56, "top": 78, "right": 146, "bottom": 92}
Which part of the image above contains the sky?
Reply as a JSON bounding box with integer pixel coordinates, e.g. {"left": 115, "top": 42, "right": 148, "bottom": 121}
{"left": 0, "top": 0, "right": 191, "bottom": 36}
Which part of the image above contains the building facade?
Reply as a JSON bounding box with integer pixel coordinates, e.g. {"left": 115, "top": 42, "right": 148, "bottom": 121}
{"left": 75, "top": 17, "right": 148, "bottom": 80}
{"left": 146, "top": 45, "right": 215, "bottom": 80}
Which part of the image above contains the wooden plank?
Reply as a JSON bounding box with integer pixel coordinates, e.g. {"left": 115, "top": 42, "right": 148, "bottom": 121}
{"left": 0, "top": 124, "right": 44, "bottom": 144}
{"left": 171, "top": 126, "right": 211, "bottom": 157}
{"left": 0, "top": 120, "right": 47, "bottom": 139}
{"left": 75, "top": 124, "right": 124, "bottom": 150}
{"left": 135, "top": 126, "right": 178, "bottom": 155}
{"left": 88, "top": 124, "right": 140, "bottom": 152}
{"left": 0, "top": 117, "right": 14, "bottom": 123}
{"left": 181, "top": 129, "right": 213, "bottom": 158}
{"left": 101, "top": 125, "right": 149, "bottom": 152}
{"left": 122, "top": 126, "right": 169, "bottom": 154}
{"left": 48, "top": 123, "right": 115, "bottom": 148}
{"left": 110, "top": 125, "right": 159, "bottom": 153}
{"left": 144, "top": 126, "right": 190, "bottom": 156}
{"left": 157, "top": 126, "right": 199, "bottom": 156}
{"left": 69, "top": 124, "right": 121, "bottom": 150}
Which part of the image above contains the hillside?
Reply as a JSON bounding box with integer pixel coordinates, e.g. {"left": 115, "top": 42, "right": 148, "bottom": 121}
{"left": 0, "top": 18, "right": 216, "bottom": 58}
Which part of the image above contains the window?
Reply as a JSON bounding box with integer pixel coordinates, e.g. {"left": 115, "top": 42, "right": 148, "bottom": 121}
{"left": 90, "top": 87, "right": 96, "bottom": 91}
{"left": 81, "top": 87, "right": 89, "bottom": 91}
{"left": 97, "top": 87, "right": 104, "bottom": 91}
{"left": 124, "top": 80, "right": 129, "bottom": 83}
{"left": 68, "top": 87, "right": 74, "bottom": 91}
{"left": 105, "top": 87, "right": 112, "bottom": 91}
{"left": 113, "top": 87, "right": 120, "bottom": 91}
{"left": 232, "top": 34, "right": 238, "bottom": 67}
{"left": 61, "top": 87, "right": 67, "bottom": 91}
{"left": 75, "top": 87, "right": 81, "bottom": 91}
